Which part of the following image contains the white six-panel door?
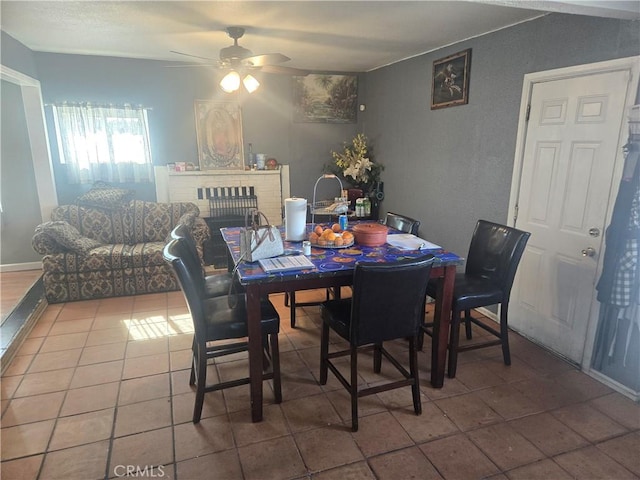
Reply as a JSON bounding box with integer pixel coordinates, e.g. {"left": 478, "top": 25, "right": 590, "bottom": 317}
{"left": 510, "top": 67, "right": 633, "bottom": 364}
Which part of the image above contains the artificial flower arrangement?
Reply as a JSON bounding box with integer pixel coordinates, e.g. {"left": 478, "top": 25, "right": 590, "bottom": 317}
{"left": 328, "top": 133, "right": 383, "bottom": 190}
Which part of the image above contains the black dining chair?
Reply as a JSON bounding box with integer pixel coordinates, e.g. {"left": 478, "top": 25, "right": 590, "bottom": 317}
{"left": 171, "top": 223, "right": 238, "bottom": 298}
{"left": 382, "top": 212, "right": 421, "bottom": 235}
{"left": 319, "top": 254, "right": 436, "bottom": 431}
{"left": 421, "top": 220, "right": 530, "bottom": 378}
{"left": 164, "top": 237, "right": 282, "bottom": 423}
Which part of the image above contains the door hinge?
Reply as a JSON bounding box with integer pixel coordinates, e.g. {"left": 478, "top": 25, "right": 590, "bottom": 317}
{"left": 525, "top": 104, "right": 531, "bottom": 121}
{"left": 513, "top": 204, "right": 519, "bottom": 225}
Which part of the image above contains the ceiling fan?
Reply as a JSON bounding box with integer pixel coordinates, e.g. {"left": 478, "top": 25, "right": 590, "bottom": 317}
{"left": 170, "top": 27, "right": 309, "bottom": 93}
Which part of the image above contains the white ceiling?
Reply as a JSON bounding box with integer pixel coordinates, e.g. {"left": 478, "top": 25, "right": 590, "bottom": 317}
{"left": 2, "top": 1, "right": 638, "bottom": 73}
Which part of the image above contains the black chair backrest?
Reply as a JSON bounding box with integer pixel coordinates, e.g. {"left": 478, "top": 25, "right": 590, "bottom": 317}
{"left": 164, "top": 238, "right": 208, "bottom": 338}
{"left": 350, "top": 255, "right": 436, "bottom": 346}
{"left": 465, "top": 220, "right": 531, "bottom": 295}
{"left": 171, "top": 224, "right": 205, "bottom": 276}
{"left": 384, "top": 212, "right": 421, "bottom": 236}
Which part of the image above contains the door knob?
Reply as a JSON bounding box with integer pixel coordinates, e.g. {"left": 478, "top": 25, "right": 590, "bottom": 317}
{"left": 581, "top": 247, "right": 596, "bottom": 257}
{"left": 589, "top": 228, "right": 600, "bottom": 237}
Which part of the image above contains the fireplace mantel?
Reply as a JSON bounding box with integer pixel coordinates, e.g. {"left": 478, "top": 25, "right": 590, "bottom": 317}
{"left": 155, "top": 166, "right": 290, "bottom": 226}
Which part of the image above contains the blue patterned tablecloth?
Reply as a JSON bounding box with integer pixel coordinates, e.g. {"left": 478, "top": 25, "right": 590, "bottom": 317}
{"left": 221, "top": 222, "right": 463, "bottom": 284}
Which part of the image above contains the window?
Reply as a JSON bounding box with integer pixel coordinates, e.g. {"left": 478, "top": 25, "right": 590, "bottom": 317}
{"left": 51, "top": 103, "right": 154, "bottom": 184}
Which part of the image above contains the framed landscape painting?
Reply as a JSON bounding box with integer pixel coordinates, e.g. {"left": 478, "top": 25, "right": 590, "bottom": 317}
{"left": 431, "top": 49, "right": 471, "bottom": 109}
{"left": 293, "top": 74, "right": 358, "bottom": 123}
{"left": 195, "top": 101, "right": 244, "bottom": 169}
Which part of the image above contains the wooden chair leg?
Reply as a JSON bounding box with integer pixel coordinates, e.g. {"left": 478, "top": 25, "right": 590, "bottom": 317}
{"left": 409, "top": 337, "right": 421, "bottom": 415}
{"left": 350, "top": 345, "right": 359, "bottom": 432}
{"left": 290, "top": 291, "right": 297, "bottom": 328}
{"left": 500, "top": 304, "right": 511, "bottom": 366}
{"left": 192, "top": 345, "right": 207, "bottom": 423}
{"left": 464, "top": 309, "right": 473, "bottom": 340}
{"left": 319, "top": 321, "right": 330, "bottom": 385}
{"left": 373, "top": 343, "right": 382, "bottom": 373}
{"left": 447, "top": 310, "right": 462, "bottom": 378}
{"left": 270, "top": 333, "right": 282, "bottom": 403}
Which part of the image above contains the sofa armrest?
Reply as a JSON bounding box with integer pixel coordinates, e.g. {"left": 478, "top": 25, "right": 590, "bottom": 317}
{"left": 32, "top": 221, "right": 103, "bottom": 256}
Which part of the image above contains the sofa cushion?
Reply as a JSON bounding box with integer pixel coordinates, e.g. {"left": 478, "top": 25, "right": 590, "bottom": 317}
{"left": 51, "top": 205, "right": 128, "bottom": 244}
{"left": 42, "top": 242, "right": 167, "bottom": 273}
{"left": 127, "top": 200, "right": 200, "bottom": 244}
{"left": 34, "top": 221, "right": 103, "bottom": 255}
{"left": 76, "top": 183, "right": 135, "bottom": 210}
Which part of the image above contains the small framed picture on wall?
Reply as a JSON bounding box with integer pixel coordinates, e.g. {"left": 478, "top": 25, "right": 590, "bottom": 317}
{"left": 431, "top": 49, "right": 471, "bottom": 109}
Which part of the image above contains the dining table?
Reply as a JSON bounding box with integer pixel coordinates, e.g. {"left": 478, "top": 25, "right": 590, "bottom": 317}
{"left": 221, "top": 221, "right": 463, "bottom": 422}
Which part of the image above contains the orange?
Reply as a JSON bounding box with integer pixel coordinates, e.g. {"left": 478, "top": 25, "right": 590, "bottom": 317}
{"left": 331, "top": 223, "right": 342, "bottom": 233}
{"left": 334, "top": 237, "right": 345, "bottom": 246}
{"left": 317, "top": 239, "right": 327, "bottom": 246}
{"left": 342, "top": 231, "right": 354, "bottom": 242}
{"left": 325, "top": 231, "right": 337, "bottom": 242}
{"left": 309, "top": 232, "right": 319, "bottom": 243}
{"left": 314, "top": 225, "right": 324, "bottom": 236}
{"left": 322, "top": 228, "right": 332, "bottom": 238}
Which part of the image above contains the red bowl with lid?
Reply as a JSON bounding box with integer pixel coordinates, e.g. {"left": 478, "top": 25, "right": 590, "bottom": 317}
{"left": 352, "top": 223, "right": 388, "bottom": 246}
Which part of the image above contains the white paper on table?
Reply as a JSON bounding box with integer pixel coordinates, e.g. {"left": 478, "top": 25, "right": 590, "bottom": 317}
{"left": 386, "top": 234, "right": 442, "bottom": 251}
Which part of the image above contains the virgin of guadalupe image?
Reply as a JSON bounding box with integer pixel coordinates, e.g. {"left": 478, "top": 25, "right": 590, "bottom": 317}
{"left": 198, "top": 105, "right": 242, "bottom": 169}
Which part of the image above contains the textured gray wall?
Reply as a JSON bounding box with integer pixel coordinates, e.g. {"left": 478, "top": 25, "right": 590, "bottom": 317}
{"left": 364, "top": 13, "right": 640, "bottom": 259}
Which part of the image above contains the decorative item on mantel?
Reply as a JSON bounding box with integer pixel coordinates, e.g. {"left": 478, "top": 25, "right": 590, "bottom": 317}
{"left": 327, "top": 133, "right": 384, "bottom": 218}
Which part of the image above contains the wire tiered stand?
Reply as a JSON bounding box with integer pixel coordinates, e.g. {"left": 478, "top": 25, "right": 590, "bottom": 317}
{"left": 310, "top": 174, "right": 349, "bottom": 228}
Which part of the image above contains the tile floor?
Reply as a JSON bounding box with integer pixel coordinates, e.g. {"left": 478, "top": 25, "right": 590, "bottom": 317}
{"left": 1, "top": 287, "right": 639, "bottom": 480}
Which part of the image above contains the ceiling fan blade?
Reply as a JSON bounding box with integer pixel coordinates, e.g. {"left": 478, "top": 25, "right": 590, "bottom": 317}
{"left": 170, "top": 50, "right": 216, "bottom": 61}
{"left": 164, "top": 63, "right": 218, "bottom": 68}
{"left": 261, "top": 65, "right": 310, "bottom": 76}
{"left": 242, "top": 53, "right": 290, "bottom": 67}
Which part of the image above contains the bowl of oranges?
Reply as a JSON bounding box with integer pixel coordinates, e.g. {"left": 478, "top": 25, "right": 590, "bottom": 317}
{"left": 308, "top": 223, "right": 355, "bottom": 248}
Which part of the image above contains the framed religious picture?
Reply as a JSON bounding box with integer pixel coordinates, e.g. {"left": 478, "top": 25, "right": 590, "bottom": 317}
{"left": 194, "top": 101, "right": 244, "bottom": 169}
{"left": 293, "top": 74, "right": 358, "bottom": 123}
{"left": 431, "top": 49, "right": 471, "bottom": 110}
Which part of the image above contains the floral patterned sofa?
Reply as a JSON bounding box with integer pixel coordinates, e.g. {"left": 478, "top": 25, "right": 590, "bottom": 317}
{"left": 32, "top": 186, "right": 209, "bottom": 303}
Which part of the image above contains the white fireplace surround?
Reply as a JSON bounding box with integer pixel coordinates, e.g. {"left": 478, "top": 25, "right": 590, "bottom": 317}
{"left": 155, "top": 166, "right": 290, "bottom": 226}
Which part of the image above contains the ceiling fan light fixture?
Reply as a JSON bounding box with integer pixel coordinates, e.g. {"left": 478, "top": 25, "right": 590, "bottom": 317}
{"left": 220, "top": 71, "right": 240, "bottom": 92}
{"left": 243, "top": 74, "right": 260, "bottom": 93}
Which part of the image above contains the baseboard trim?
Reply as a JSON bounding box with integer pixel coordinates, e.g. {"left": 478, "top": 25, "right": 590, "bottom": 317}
{"left": 0, "top": 262, "right": 42, "bottom": 272}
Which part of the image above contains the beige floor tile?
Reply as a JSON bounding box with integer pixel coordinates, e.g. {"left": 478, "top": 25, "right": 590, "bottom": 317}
{"left": 281, "top": 392, "right": 342, "bottom": 432}
{"left": 176, "top": 449, "right": 243, "bottom": 480}
{"left": 391, "top": 402, "right": 459, "bottom": 443}
{"left": 506, "top": 458, "right": 574, "bottom": 479}
{"left": 1, "top": 391, "right": 65, "bottom": 427}
{"left": 49, "top": 408, "right": 115, "bottom": 451}
{"left": 0, "top": 419, "right": 55, "bottom": 460}
{"left": 369, "top": 446, "right": 442, "bottom": 480}
{"left": 114, "top": 397, "right": 172, "bottom": 437}
{"left": 169, "top": 348, "right": 193, "bottom": 371}
{"left": 420, "top": 433, "right": 500, "bottom": 480}
{"left": 2, "top": 354, "right": 33, "bottom": 376}
{"left": 13, "top": 368, "right": 74, "bottom": 397}
{"left": 590, "top": 393, "right": 640, "bottom": 430}
{"left": 296, "top": 425, "right": 364, "bottom": 472}
{"left": 60, "top": 382, "right": 119, "bottom": 416}
{"left": 352, "top": 411, "right": 414, "bottom": 457}
{"left": 474, "top": 383, "right": 546, "bottom": 420}
{"left": 48, "top": 318, "right": 94, "bottom": 336}
{"left": 70, "top": 360, "right": 124, "bottom": 389}
{"left": 125, "top": 337, "right": 169, "bottom": 358}
{"left": 39, "top": 332, "right": 88, "bottom": 353}
{"left": 596, "top": 432, "right": 640, "bottom": 476}
{"left": 238, "top": 435, "right": 307, "bottom": 480}
{"left": 109, "top": 427, "right": 174, "bottom": 472}
{"left": 173, "top": 415, "right": 235, "bottom": 462}
{"left": 0, "top": 375, "right": 23, "bottom": 399}
{"left": 554, "top": 445, "right": 638, "bottom": 479}
{"left": 78, "top": 342, "right": 127, "bottom": 366}
{"left": 28, "top": 348, "right": 82, "bottom": 373}
{"left": 229, "top": 403, "right": 290, "bottom": 447}
{"left": 509, "top": 412, "right": 589, "bottom": 456}
{"left": 551, "top": 403, "right": 628, "bottom": 442}
{"left": 311, "top": 461, "right": 376, "bottom": 480}
{"left": 40, "top": 440, "right": 109, "bottom": 480}
{"left": 466, "top": 422, "right": 546, "bottom": 471}
{"left": 0, "top": 454, "right": 43, "bottom": 480}
{"left": 434, "top": 392, "right": 502, "bottom": 431}
{"left": 172, "top": 390, "right": 226, "bottom": 425}
{"left": 14, "top": 336, "right": 44, "bottom": 356}
{"left": 85, "top": 326, "right": 130, "bottom": 347}
{"left": 454, "top": 360, "right": 507, "bottom": 390}
{"left": 122, "top": 352, "right": 169, "bottom": 379}
{"left": 118, "top": 372, "right": 171, "bottom": 406}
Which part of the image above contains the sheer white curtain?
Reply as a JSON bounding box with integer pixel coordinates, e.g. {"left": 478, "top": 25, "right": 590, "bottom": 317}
{"left": 51, "top": 103, "right": 154, "bottom": 184}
